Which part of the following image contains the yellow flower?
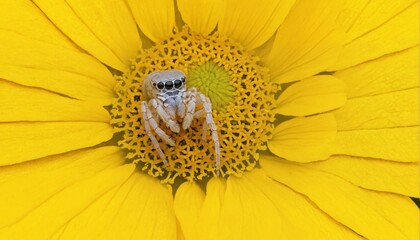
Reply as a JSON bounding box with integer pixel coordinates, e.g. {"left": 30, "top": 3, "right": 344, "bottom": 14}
{"left": 0, "top": 0, "right": 418, "bottom": 239}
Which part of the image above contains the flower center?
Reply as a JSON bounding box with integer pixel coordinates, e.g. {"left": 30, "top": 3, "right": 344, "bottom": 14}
{"left": 111, "top": 27, "right": 276, "bottom": 184}
{"left": 188, "top": 61, "right": 233, "bottom": 112}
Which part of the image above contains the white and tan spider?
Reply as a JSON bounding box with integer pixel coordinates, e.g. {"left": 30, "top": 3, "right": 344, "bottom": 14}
{"left": 140, "top": 69, "right": 220, "bottom": 172}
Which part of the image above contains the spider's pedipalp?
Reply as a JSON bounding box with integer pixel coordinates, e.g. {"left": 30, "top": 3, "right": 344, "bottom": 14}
{"left": 163, "top": 98, "right": 177, "bottom": 119}
{"left": 175, "top": 95, "right": 185, "bottom": 118}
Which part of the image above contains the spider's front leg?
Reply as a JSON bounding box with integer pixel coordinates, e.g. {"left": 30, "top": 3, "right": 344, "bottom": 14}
{"left": 182, "top": 88, "right": 197, "bottom": 130}
{"left": 197, "top": 93, "right": 221, "bottom": 174}
{"left": 141, "top": 101, "right": 171, "bottom": 166}
{"left": 150, "top": 99, "right": 180, "bottom": 133}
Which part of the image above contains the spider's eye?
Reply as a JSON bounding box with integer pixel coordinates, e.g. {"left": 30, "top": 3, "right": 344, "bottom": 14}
{"left": 174, "top": 79, "right": 182, "bottom": 89}
{"left": 165, "top": 81, "right": 173, "bottom": 90}
{"left": 157, "top": 82, "right": 164, "bottom": 89}
{"left": 181, "top": 77, "right": 186, "bottom": 82}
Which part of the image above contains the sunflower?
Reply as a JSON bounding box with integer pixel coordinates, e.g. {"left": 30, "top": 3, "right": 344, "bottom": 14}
{"left": 0, "top": 0, "right": 418, "bottom": 239}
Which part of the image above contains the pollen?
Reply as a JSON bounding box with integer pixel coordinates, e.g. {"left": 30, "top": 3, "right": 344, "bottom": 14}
{"left": 111, "top": 27, "right": 276, "bottom": 184}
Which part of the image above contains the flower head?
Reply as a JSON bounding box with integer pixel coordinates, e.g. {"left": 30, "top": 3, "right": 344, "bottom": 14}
{"left": 0, "top": 0, "right": 418, "bottom": 239}
{"left": 111, "top": 27, "right": 276, "bottom": 183}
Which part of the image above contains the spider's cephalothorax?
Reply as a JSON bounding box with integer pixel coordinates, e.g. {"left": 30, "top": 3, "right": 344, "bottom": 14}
{"left": 140, "top": 70, "right": 220, "bottom": 173}
{"left": 142, "top": 69, "right": 187, "bottom": 101}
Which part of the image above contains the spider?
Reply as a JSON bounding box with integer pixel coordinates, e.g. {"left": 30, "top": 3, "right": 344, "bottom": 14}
{"left": 140, "top": 69, "right": 220, "bottom": 173}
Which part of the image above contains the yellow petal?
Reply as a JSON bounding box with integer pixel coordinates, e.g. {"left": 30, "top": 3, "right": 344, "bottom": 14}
{"left": 332, "top": 127, "right": 419, "bottom": 162}
{"left": 218, "top": 175, "right": 282, "bottom": 240}
{"left": 0, "top": 80, "right": 110, "bottom": 122}
{"left": 174, "top": 182, "right": 205, "bottom": 240}
{"left": 177, "top": 0, "right": 224, "bottom": 35}
{"left": 50, "top": 227, "right": 66, "bottom": 240}
{"left": 268, "top": 114, "right": 336, "bottom": 162}
{"left": 0, "top": 163, "right": 135, "bottom": 240}
{"left": 218, "top": 0, "right": 295, "bottom": 50}
{"left": 32, "top": 0, "right": 127, "bottom": 70}
{"left": 261, "top": 155, "right": 419, "bottom": 240}
{"left": 247, "top": 169, "right": 362, "bottom": 239}
{"left": 0, "top": 66, "right": 113, "bottom": 106}
{"left": 196, "top": 178, "right": 227, "bottom": 240}
{"left": 0, "top": 30, "right": 115, "bottom": 90}
{"left": 335, "top": 88, "right": 418, "bottom": 130}
{"left": 177, "top": 219, "right": 186, "bottom": 240}
{"left": 59, "top": 172, "right": 176, "bottom": 240}
{"left": 275, "top": 75, "right": 347, "bottom": 116}
{"left": 0, "top": 146, "right": 125, "bottom": 228}
{"left": 253, "top": 33, "right": 276, "bottom": 60}
{"left": 330, "top": 2, "right": 419, "bottom": 70}
{"left": 265, "top": 0, "right": 344, "bottom": 84}
{"left": 334, "top": 46, "right": 418, "bottom": 98}
{"left": 340, "top": 0, "right": 416, "bottom": 42}
{"left": 0, "top": 122, "right": 113, "bottom": 165}
{"left": 336, "top": 0, "right": 369, "bottom": 32}
{"left": 306, "top": 155, "right": 419, "bottom": 197}
{"left": 63, "top": 0, "right": 142, "bottom": 66}
{"left": 127, "top": 0, "right": 175, "bottom": 42}
{"left": 0, "top": 1, "right": 76, "bottom": 49}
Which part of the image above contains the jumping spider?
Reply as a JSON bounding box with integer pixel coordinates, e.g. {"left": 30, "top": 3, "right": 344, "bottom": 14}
{"left": 140, "top": 69, "right": 220, "bottom": 173}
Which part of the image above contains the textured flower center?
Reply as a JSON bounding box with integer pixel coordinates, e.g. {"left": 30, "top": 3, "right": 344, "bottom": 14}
{"left": 188, "top": 61, "right": 233, "bottom": 112}
{"left": 111, "top": 27, "right": 276, "bottom": 184}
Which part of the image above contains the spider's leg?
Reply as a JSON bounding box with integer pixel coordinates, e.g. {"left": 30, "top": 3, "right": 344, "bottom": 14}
{"left": 193, "top": 109, "right": 204, "bottom": 118}
{"left": 141, "top": 101, "right": 168, "bottom": 166}
{"left": 146, "top": 101, "right": 176, "bottom": 146}
{"left": 200, "top": 118, "right": 208, "bottom": 145}
{"left": 192, "top": 109, "right": 207, "bottom": 142}
{"left": 197, "top": 93, "right": 220, "bottom": 175}
{"left": 152, "top": 109, "right": 159, "bottom": 123}
{"left": 150, "top": 99, "right": 180, "bottom": 133}
{"left": 182, "top": 88, "right": 197, "bottom": 130}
